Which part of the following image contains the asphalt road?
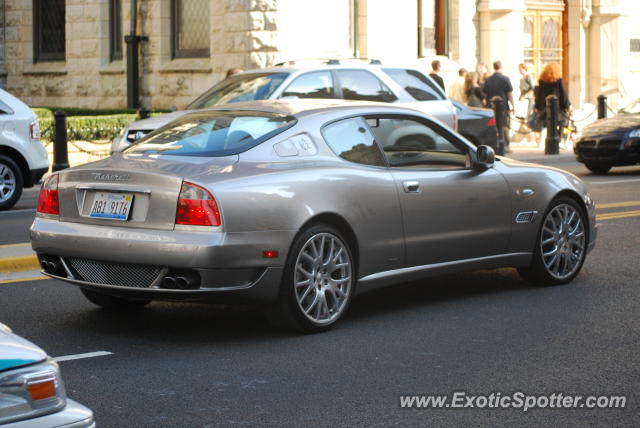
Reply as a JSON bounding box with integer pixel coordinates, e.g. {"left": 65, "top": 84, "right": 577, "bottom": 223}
{"left": 1, "top": 159, "right": 639, "bottom": 427}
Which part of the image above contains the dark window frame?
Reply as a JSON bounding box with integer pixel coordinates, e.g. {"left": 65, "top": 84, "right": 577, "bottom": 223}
{"left": 109, "top": 0, "right": 123, "bottom": 61}
{"left": 280, "top": 71, "right": 339, "bottom": 99}
{"left": 33, "top": 0, "right": 66, "bottom": 62}
{"left": 171, "top": 0, "right": 210, "bottom": 58}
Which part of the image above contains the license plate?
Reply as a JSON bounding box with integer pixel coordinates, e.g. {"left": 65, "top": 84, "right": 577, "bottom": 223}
{"left": 89, "top": 192, "right": 133, "bottom": 221}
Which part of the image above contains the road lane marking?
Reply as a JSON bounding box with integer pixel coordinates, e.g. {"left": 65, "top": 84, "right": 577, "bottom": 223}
{"left": 0, "top": 243, "right": 33, "bottom": 249}
{"left": 589, "top": 178, "right": 640, "bottom": 185}
{"left": 53, "top": 351, "right": 113, "bottom": 362}
{"left": 596, "top": 210, "right": 640, "bottom": 221}
{"left": 0, "top": 276, "right": 47, "bottom": 284}
{"left": 596, "top": 201, "right": 640, "bottom": 209}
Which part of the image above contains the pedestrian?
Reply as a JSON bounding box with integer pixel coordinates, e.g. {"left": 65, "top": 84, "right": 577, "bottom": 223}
{"left": 483, "top": 61, "right": 514, "bottom": 152}
{"left": 475, "top": 62, "right": 488, "bottom": 88}
{"left": 429, "top": 60, "right": 445, "bottom": 92}
{"left": 448, "top": 68, "right": 467, "bottom": 103}
{"left": 518, "top": 63, "right": 535, "bottom": 122}
{"left": 463, "top": 72, "right": 484, "bottom": 107}
{"left": 533, "top": 62, "right": 571, "bottom": 148}
{"left": 225, "top": 68, "right": 243, "bottom": 78}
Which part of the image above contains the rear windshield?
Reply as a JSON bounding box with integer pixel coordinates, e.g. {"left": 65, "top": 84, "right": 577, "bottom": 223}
{"left": 187, "top": 73, "right": 289, "bottom": 109}
{"left": 125, "top": 111, "right": 296, "bottom": 157}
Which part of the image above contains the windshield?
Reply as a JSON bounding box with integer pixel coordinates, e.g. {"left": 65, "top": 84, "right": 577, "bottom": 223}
{"left": 126, "top": 111, "right": 296, "bottom": 157}
{"left": 619, "top": 99, "right": 640, "bottom": 115}
{"left": 187, "top": 73, "right": 289, "bottom": 109}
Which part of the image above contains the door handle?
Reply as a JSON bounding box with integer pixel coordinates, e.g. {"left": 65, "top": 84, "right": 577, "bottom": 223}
{"left": 403, "top": 181, "right": 420, "bottom": 193}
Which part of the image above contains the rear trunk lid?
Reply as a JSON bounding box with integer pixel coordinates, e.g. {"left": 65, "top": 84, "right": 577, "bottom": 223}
{"left": 56, "top": 153, "right": 237, "bottom": 230}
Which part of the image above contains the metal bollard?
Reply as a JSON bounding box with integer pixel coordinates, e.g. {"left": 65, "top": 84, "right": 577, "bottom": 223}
{"left": 597, "top": 94, "right": 607, "bottom": 119}
{"left": 52, "top": 110, "right": 69, "bottom": 171}
{"left": 491, "top": 95, "right": 506, "bottom": 155}
{"left": 545, "top": 95, "right": 560, "bottom": 155}
{"left": 138, "top": 107, "right": 151, "bottom": 120}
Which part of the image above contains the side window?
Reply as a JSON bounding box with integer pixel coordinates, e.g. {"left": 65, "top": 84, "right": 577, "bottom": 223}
{"left": 382, "top": 68, "right": 444, "bottom": 101}
{"left": 322, "top": 117, "right": 386, "bottom": 167}
{"left": 281, "top": 71, "right": 335, "bottom": 99}
{"left": 367, "top": 116, "right": 469, "bottom": 169}
{"left": 336, "top": 70, "right": 398, "bottom": 103}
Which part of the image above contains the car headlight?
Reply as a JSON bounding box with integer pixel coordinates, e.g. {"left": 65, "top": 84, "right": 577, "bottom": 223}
{"left": 0, "top": 359, "right": 66, "bottom": 425}
{"left": 627, "top": 128, "right": 640, "bottom": 139}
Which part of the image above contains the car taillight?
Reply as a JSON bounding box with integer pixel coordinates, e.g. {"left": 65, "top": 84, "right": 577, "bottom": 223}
{"left": 30, "top": 120, "right": 41, "bottom": 140}
{"left": 37, "top": 174, "right": 59, "bottom": 215}
{"left": 175, "top": 181, "right": 221, "bottom": 226}
{"left": 488, "top": 117, "right": 496, "bottom": 127}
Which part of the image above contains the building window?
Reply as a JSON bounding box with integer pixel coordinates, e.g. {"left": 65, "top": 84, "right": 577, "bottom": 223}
{"left": 33, "top": 0, "right": 65, "bottom": 62}
{"left": 418, "top": 0, "right": 448, "bottom": 57}
{"left": 524, "top": 10, "right": 563, "bottom": 79}
{"left": 171, "top": 0, "right": 210, "bottom": 58}
{"left": 109, "top": 0, "right": 123, "bottom": 61}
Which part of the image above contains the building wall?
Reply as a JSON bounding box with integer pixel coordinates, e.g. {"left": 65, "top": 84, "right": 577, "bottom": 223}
{"left": 0, "top": 0, "right": 6, "bottom": 89}
{"left": 1, "top": 0, "right": 637, "bottom": 110}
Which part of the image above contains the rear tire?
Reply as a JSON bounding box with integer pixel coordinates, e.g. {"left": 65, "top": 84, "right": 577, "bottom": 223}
{"left": 81, "top": 288, "right": 151, "bottom": 311}
{"left": 585, "top": 162, "right": 611, "bottom": 174}
{"left": 268, "top": 224, "right": 355, "bottom": 333}
{"left": 0, "top": 155, "right": 23, "bottom": 211}
{"left": 518, "top": 197, "right": 588, "bottom": 286}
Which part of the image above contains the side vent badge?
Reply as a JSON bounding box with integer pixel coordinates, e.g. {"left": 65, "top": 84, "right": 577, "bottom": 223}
{"left": 515, "top": 211, "right": 538, "bottom": 224}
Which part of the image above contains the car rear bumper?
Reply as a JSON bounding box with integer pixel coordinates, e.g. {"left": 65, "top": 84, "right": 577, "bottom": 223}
{"left": 3, "top": 399, "right": 94, "bottom": 428}
{"left": 30, "top": 217, "right": 295, "bottom": 302}
{"left": 27, "top": 167, "right": 48, "bottom": 187}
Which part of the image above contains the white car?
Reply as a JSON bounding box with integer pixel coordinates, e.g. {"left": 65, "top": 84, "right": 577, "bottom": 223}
{"left": 0, "top": 89, "right": 49, "bottom": 210}
{"left": 112, "top": 61, "right": 457, "bottom": 152}
{"left": 0, "top": 323, "right": 94, "bottom": 427}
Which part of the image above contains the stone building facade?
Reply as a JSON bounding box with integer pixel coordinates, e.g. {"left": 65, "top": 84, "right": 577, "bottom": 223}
{"left": 1, "top": 0, "right": 638, "bottom": 110}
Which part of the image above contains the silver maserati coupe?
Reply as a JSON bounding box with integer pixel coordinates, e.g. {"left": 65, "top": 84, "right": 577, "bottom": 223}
{"left": 31, "top": 100, "right": 597, "bottom": 332}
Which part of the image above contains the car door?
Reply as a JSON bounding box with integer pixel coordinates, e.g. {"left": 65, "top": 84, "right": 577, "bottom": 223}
{"left": 366, "top": 114, "right": 511, "bottom": 267}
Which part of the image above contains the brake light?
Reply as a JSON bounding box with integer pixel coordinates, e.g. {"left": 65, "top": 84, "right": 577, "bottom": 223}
{"left": 37, "top": 174, "right": 59, "bottom": 215}
{"left": 175, "top": 181, "right": 221, "bottom": 226}
{"left": 29, "top": 120, "right": 41, "bottom": 140}
{"left": 488, "top": 117, "right": 496, "bottom": 127}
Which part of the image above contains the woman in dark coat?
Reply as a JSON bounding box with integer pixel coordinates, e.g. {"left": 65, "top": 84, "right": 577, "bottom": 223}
{"left": 533, "top": 62, "right": 571, "bottom": 147}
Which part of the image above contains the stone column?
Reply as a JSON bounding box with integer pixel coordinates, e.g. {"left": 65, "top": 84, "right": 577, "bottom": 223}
{"left": 588, "top": 0, "right": 627, "bottom": 109}
{"left": 477, "top": 0, "right": 526, "bottom": 82}
{"left": 566, "top": 0, "right": 589, "bottom": 107}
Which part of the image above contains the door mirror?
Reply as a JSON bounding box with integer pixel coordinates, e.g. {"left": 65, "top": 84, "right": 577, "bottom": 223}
{"left": 475, "top": 145, "right": 495, "bottom": 168}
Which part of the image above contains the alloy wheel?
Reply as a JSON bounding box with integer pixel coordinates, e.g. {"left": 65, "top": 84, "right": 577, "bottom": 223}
{"left": 0, "top": 162, "right": 17, "bottom": 203}
{"left": 540, "top": 203, "right": 586, "bottom": 280}
{"left": 293, "top": 232, "right": 353, "bottom": 325}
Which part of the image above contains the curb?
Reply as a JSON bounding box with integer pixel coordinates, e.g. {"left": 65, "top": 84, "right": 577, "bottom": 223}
{"left": 0, "top": 255, "right": 40, "bottom": 273}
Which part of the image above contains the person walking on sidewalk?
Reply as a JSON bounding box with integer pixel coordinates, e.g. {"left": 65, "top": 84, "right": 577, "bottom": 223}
{"left": 483, "top": 61, "right": 514, "bottom": 149}
{"left": 518, "top": 63, "right": 535, "bottom": 121}
{"left": 464, "top": 72, "right": 484, "bottom": 107}
{"left": 429, "top": 60, "right": 445, "bottom": 92}
{"left": 448, "top": 68, "right": 467, "bottom": 103}
{"left": 533, "top": 62, "right": 571, "bottom": 148}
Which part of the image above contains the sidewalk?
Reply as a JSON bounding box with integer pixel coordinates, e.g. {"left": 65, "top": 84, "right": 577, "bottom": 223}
{"left": 506, "top": 141, "right": 576, "bottom": 165}
{"left": 0, "top": 243, "right": 43, "bottom": 284}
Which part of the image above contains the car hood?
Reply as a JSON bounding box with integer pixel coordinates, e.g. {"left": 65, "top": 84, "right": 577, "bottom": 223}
{"left": 126, "top": 110, "right": 192, "bottom": 131}
{"left": 0, "top": 323, "right": 47, "bottom": 372}
{"left": 581, "top": 114, "right": 640, "bottom": 138}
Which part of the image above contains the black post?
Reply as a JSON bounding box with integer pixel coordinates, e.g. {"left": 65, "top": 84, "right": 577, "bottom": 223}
{"left": 545, "top": 95, "right": 560, "bottom": 155}
{"left": 52, "top": 111, "right": 69, "bottom": 171}
{"left": 597, "top": 94, "right": 607, "bottom": 119}
{"left": 138, "top": 106, "right": 151, "bottom": 120}
{"left": 491, "top": 96, "right": 506, "bottom": 155}
{"left": 125, "top": 35, "right": 142, "bottom": 109}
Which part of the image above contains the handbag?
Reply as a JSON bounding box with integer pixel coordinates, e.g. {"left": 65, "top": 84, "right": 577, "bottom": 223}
{"left": 526, "top": 110, "right": 539, "bottom": 129}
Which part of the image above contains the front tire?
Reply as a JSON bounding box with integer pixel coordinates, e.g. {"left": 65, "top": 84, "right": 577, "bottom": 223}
{"left": 585, "top": 162, "right": 611, "bottom": 174}
{"left": 81, "top": 288, "right": 151, "bottom": 311}
{"left": 518, "top": 197, "right": 587, "bottom": 286}
{"left": 270, "top": 225, "right": 355, "bottom": 333}
{"left": 0, "top": 155, "right": 23, "bottom": 211}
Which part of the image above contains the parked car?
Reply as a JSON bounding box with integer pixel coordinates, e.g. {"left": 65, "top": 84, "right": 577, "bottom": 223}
{"left": 111, "top": 62, "right": 456, "bottom": 152}
{"left": 0, "top": 89, "right": 49, "bottom": 210}
{"left": 574, "top": 98, "right": 640, "bottom": 173}
{"left": 0, "top": 323, "right": 94, "bottom": 427}
{"left": 33, "top": 100, "right": 596, "bottom": 333}
{"left": 451, "top": 99, "right": 497, "bottom": 148}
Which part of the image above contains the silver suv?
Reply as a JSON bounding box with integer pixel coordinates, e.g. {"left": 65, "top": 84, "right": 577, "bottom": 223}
{"left": 0, "top": 89, "right": 49, "bottom": 210}
{"left": 112, "top": 62, "right": 456, "bottom": 152}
